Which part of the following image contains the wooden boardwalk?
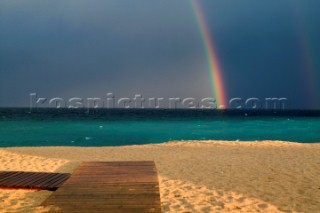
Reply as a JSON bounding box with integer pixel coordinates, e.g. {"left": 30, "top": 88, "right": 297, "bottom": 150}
{"left": 0, "top": 171, "right": 70, "bottom": 190}
{"left": 39, "top": 161, "right": 162, "bottom": 213}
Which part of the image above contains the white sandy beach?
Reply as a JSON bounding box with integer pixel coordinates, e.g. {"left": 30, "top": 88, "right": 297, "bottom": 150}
{"left": 0, "top": 140, "right": 320, "bottom": 213}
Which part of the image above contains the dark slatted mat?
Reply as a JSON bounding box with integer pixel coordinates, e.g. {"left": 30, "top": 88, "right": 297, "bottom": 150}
{"left": 0, "top": 172, "right": 70, "bottom": 190}
{"left": 39, "top": 161, "right": 162, "bottom": 213}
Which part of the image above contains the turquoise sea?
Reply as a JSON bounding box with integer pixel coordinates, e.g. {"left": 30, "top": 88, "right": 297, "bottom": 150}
{"left": 0, "top": 108, "right": 319, "bottom": 147}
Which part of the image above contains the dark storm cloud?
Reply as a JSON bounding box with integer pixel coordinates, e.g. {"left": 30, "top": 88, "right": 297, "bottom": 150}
{"left": 0, "top": 0, "right": 207, "bottom": 106}
{"left": 0, "top": 0, "right": 319, "bottom": 108}
{"left": 201, "top": 0, "right": 320, "bottom": 108}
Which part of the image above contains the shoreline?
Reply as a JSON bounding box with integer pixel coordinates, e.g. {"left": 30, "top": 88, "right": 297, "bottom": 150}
{"left": 1, "top": 139, "right": 319, "bottom": 149}
{"left": 1, "top": 140, "right": 320, "bottom": 212}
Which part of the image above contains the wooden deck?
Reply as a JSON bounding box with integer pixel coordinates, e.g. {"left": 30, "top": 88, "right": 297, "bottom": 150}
{"left": 39, "top": 161, "right": 162, "bottom": 213}
{"left": 0, "top": 171, "right": 70, "bottom": 190}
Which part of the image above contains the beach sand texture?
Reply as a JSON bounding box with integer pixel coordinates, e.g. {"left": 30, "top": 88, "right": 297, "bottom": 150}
{"left": 0, "top": 140, "right": 320, "bottom": 213}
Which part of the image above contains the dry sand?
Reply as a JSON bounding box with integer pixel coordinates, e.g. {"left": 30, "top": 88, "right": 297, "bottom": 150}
{"left": 0, "top": 140, "right": 320, "bottom": 213}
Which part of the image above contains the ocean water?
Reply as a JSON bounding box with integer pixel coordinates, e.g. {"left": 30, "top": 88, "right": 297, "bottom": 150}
{"left": 0, "top": 108, "right": 319, "bottom": 147}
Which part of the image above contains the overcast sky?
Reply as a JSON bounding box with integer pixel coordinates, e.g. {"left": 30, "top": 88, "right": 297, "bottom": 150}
{"left": 1, "top": 0, "right": 319, "bottom": 109}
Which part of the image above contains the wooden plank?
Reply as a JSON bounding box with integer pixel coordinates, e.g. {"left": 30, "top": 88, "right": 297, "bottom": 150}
{"left": 39, "top": 161, "right": 162, "bottom": 213}
{"left": 0, "top": 172, "right": 70, "bottom": 190}
{"left": 0, "top": 172, "right": 23, "bottom": 183}
{"left": 80, "top": 161, "right": 156, "bottom": 166}
{"left": 31, "top": 174, "right": 60, "bottom": 186}
{"left": 31, "top": 173, "right": 70, "bottom": 189}
{"left": 10, "top": 173, "right": 46, "bottom": 187}
{"left": 39, "top": 206, "right": 161, "bottom": 213}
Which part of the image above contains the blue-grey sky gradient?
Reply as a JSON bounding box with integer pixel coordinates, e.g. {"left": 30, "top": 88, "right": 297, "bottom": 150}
{"left": 1, "top": 0, "right": 319, "bottom": 109}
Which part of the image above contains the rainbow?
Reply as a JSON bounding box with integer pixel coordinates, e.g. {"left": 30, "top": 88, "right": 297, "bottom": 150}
{"left": 191, "top": 0, "right": 227, "bottom": 108}
{"left": 291, "top": 2, "right": 319, "bottom": 108}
